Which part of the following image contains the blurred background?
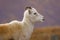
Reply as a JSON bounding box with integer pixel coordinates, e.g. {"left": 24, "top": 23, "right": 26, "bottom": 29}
{"left": 0, "top": 0, "right": 60, "bottom": 27}
{"left": 0, "top": 0, "right": 60, "bottom": 40}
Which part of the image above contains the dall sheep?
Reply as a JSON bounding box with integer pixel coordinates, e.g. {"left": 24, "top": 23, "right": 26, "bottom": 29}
{"left": 0, "top": 7, "right": 45, "bottom": 40}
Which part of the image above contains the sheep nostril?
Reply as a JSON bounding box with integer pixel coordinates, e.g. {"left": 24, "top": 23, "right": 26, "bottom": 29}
{"left": 42, "top": 19, "right": 45, "bottom": 21}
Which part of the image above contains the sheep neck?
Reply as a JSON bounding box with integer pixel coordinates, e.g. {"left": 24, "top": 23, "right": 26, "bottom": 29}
{"left": 22, "top": 16, "right": 34, "bottom": 27}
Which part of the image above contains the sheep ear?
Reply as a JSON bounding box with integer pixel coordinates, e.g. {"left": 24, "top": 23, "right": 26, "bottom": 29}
{"left": 28, "top": 10, "right": 31, "bottom": 14}
{"left": 25, "top": 7, "right": 32, "bottom": 10}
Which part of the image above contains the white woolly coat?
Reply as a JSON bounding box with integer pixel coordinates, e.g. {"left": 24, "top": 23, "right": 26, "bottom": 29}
{"left": 0, "top": 20, "right": 34, "bottom": 40}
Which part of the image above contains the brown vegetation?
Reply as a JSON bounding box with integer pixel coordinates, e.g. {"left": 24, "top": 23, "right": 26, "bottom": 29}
{"left": 30, "top": 26, "right": 60, "bottom": 40}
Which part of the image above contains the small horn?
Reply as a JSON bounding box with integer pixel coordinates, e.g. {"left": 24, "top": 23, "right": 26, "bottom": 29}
{"left": 25, "top": 7, "right": 32, "bottom": 10}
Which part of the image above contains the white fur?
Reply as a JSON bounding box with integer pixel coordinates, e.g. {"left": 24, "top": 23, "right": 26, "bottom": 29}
{"left": 0, "top": 7, "right": 44, "bottom": 40}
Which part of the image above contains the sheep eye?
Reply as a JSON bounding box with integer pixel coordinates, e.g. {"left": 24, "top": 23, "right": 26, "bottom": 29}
{"left": 34, "top": 13, "right": 36, "bottom": 15}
